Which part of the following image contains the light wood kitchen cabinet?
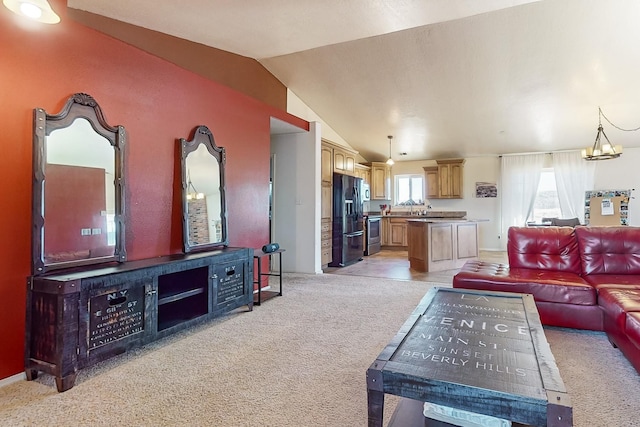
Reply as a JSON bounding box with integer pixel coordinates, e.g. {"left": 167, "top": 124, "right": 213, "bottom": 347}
{"left": 321, "top": 218, "right": 332, "bottom": 265}
{"left": 321, "top": 144, "right": 333, "bottom": 185}
{"left": 321, "top": 140, "right": 355, "bottom": 175}
{"left": 382, "top": 217, "right": 408, "bottom": 247}
{"left": 354, "top": 163, "right": 371, "bottom": 184}
{"left": 320, "top": 140, "right": 335, "bottom": 266}
{"left": 423, "top": 159, "right": 465, "bottom": 199}
{"left": 334, "top": 148, "right": 356, "bottom": 174}
{"left": 321, "top": 173, "right": 332, "bottom": 266}
{"left": 322, "top": 139, "right": 358, "bottom": 176}
{"left": 423, "top": 166, "right": 439, "bottom": 199}
{"left": 437, "top": 159, "right": 464, "bottom": 198}
{"left": 367, "top": 162, "right": 391, "bottom": 200}
{"left": 407, "top": 220, "right": 479, "bottom": 272}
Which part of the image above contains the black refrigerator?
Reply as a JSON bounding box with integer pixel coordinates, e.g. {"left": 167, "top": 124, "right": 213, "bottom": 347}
{"left": 329, "top": 173, "right": 364, "bottom": 267}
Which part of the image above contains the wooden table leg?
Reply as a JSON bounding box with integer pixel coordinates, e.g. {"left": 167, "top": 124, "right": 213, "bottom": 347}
{"left": 55, "top": 373, "right": 77, "bottom": 393}
{"left": 367, "top": 362, "right": 385, "bottom": 427}
{"left": 547, "top": 391, "right": 573, "bottom": 427}
{"left": 367, "top": 388, "right": 385, "bottom": 427}
{"left": 25, "top": 369, "right": 38, "bottom": 381}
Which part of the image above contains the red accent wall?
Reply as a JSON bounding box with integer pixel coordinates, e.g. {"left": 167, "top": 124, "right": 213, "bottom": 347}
{"left": 44, "top": 164, "right": 106, "bottom": 258}
{"left": 0, "top": 0, "right": 308, "bottom": 380}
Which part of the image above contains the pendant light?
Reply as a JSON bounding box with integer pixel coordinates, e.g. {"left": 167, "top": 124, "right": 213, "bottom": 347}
{"left": 386, "top": 135, "right": 394, "bottom": 166}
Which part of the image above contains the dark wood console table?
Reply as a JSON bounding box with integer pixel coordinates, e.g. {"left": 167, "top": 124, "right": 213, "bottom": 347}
{"left": 367, "top": 287, "right": 572, "bottom": 427}
{"left": 253, "top": 248, "right": 284, "bottom": 305}
{"left": 25, "top": 247, "right": 253, "bottom": 392}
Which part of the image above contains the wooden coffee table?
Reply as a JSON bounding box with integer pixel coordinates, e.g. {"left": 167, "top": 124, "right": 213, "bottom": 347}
{"left": 367, "top": 287, "right": 572, "bottom": 427}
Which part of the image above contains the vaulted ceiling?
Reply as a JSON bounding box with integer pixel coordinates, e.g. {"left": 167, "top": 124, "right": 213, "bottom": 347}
{"left": 67, "top": 0, "right": 640, "bottom": 163}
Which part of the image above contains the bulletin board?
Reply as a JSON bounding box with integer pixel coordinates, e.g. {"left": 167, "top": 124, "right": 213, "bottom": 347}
{"left": 584, "top": 190, "right": 631, "bottom": 226}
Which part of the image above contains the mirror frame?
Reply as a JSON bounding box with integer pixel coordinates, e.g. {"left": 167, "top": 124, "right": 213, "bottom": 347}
{"left": 180, "top": 125, "right": 229, "bottom": 253}
{"left": 32, "top": 93, "right": 127, "bottom": 275}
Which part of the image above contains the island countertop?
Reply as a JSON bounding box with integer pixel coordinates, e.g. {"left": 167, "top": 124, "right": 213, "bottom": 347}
{"left": 375, "top": 210, "right": 467, "bottom": 219}
{"left": 405, "top": 218, "right": 489, "bottom": 222}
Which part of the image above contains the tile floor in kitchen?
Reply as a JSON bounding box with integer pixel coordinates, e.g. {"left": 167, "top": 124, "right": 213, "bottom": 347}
{"left": 324, "top": 249, "right": 507, "bottom": 283}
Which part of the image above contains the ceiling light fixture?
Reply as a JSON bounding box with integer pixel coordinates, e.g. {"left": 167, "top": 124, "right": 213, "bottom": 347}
{"left": 386, "top": 135, "right": 394, "bottom": 166}
{"left": 3, "top": 0, "right": 60, "bottom": 24}
{"left": 582, "top": 107, "right": 626, "bottom": 161}
{"left": 186, "top": 172, "right": 204, "bottom": 201}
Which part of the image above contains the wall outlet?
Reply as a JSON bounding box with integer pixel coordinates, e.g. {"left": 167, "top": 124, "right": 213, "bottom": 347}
{"left": 81, "top": 228, "right": 91, "bottom": 236}
{"left": 92, "top": 228, "right": 101, "bottom": 235}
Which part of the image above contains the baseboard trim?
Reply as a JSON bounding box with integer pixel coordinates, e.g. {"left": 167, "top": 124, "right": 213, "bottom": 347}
{"left": 0, "top": 372, "right": 26, "bottom": 388}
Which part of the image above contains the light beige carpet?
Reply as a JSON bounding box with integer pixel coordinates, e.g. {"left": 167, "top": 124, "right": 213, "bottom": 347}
{"left": 1, "top": 273, "right": 639, "bottom": 426}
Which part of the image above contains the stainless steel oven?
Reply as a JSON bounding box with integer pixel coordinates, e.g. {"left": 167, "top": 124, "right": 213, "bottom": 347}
{"left": 365, "top": 216, "right": 381, "bottom": 256}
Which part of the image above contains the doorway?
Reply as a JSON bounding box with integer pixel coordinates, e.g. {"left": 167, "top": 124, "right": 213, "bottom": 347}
{"left": 269, "top": 118, "right": 320, "bottom": 274}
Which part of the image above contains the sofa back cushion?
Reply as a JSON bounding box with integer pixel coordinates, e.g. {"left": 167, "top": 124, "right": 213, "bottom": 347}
{"left": 507, "top": 226, "right": 581, "bottom": 273}
{"left": 575, "top": 226, "right": 640, "bottom": 275}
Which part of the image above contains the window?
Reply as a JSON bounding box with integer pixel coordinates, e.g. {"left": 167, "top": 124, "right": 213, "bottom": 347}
{"left": 530, "top": 169, "right": 561, "bottom": 223}
{"left": 395, "top": 174, "right": 424, "bottom": 206}
{"left": 106, "top": 213, "right": 116, "bottom": 246}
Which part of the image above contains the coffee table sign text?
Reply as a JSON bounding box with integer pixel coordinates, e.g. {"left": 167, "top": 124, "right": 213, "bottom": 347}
{"left": 367, "top": 287, "right": 572, "bottom": 427}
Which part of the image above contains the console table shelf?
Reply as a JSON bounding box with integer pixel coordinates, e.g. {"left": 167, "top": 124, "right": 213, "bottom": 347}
{"left": 25, "top": 247, "right": 253, "bottom": 392}
{"left": 158, "top": 288, "right": 206, "bottom": 305}
{"left": 253, "top": 248, "right": 284, "bottom": 305}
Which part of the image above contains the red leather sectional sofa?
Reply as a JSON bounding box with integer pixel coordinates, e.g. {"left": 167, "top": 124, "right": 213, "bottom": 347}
{"left": 453, "top": 226, "right": 640, "bottom": 373}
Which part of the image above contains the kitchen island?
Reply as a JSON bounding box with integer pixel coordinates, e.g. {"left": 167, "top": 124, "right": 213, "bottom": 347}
{"left": 406, "top": 218, "right": 482, "bottom": 272}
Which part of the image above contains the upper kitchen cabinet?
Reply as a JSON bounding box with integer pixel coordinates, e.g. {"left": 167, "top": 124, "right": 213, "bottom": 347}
{"left": 354, "top": 163, "right": 371, "bottom": 184}
{"left": 322, "top": 139, "right": 357, "bottom": 176}
{"left": 321, "top": 143, "right": 333, "bottom": 185}
{"left": 423, "top": 166, "right": 439, "bottom": 199}
{"left": 366, "top": 162, "right": 391, "bottom": 200}
{"left": 437, "top": 159, "right": 464, "bottom": 198}
{"left": 424, "top": 159, "right": 465, "bottom": 199}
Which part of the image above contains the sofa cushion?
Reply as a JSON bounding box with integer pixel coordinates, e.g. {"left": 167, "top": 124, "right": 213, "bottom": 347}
{"left": 583, "top": 274, "right": 640, "bottom": 289}
{"left": 627, "top": 312, "right": 640, "bottom": 348}
{"left": 598, "top": 288, "right": 640, "bottom": 330}
{"left": 575, "top": 226, "right": 640, "bottom": 275}
{"left": 507, "top": 226, "right": 581, "bottom": 274}
{"left": 453, "top": 260, "right": 596, "bottom": 305}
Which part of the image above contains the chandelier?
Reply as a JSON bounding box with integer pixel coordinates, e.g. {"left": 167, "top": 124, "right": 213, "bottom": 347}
{"left": 582, "top": 107, "right": 624, "bottom": 161}
{"left": 186, "top": 172, "right": 204, "bottom": 200}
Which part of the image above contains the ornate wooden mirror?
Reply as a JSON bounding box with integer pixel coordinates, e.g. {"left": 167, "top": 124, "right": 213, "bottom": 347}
{"left": 180, "top": 125, "right": 228, "bottom": 253}
{"left": 32, "top": 93, "right": 126, "bottom": 274}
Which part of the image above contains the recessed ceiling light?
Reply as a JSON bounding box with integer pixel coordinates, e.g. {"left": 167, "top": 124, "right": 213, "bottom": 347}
{"left": 3, "top": 0, "right": 60, "bottom": 24}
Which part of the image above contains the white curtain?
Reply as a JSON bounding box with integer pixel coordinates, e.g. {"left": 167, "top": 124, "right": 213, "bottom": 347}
{"left": 500, "top": 154, "right": 545, "bottom": 248}
{"left": 552, "top": 151, "right": 595, "bottom": 223}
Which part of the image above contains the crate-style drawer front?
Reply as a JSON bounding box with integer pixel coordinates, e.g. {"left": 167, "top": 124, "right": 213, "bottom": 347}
{"left": 321, "top": 234, "right": 332, "bottom": 246}
{"left": 213, "top": 259, "right": 251, "bottom": 312}
{"left": 79, "top": 277, "right": 151, "bottom": 361}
